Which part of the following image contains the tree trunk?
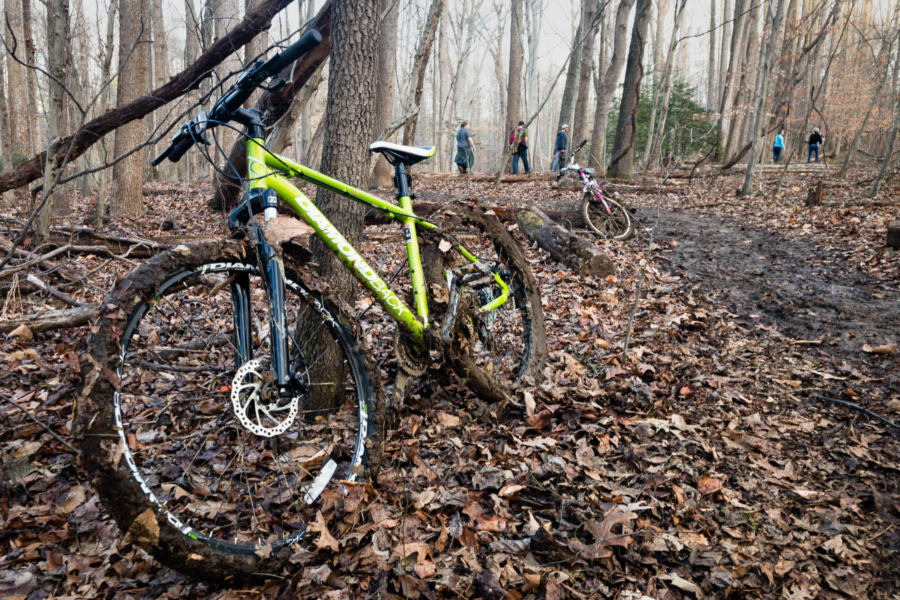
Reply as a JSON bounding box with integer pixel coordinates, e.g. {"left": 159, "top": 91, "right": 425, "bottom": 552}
{"left": 0, "top": 44, "right": 15, "bottom": 206}
{"left": 506, "top": 0, "right": 525, "bottom": 139}
{"left": 516, "top": 207, "right": 614, "bottom": 277}
{"left": 717, "top": 0, "right": 747, "bottom": 161}
{"left": 94, "top": 0, "right": 118, "bottom": 227}
{"left": 871, "top": 40, "right": 900, "bottom": 198}
{"left": 589, "top": 0, "right": 636, "bottom": 172}
{"left": 300, "top": 0, "right": 315, "bottom": 163}
{"left": 2, "top": 0, "right": 31, "bottom": 160}
{"left": 557, "top": 14, "right": 583, "bottom": 132}
{"left": 370, "top": 0, "right": 399, "bottom": 188}
{"left": 36, "top": 0, "right": 71, "bottom": 243}
{"left": 642, "top": 0, "right": 668, "bottom": 167}
{"left": 742, "top": 0, "right": 786, "bottom": 195}
{"left": 572, "top": 0, "right": 599, "bottom": 146}
{"left": 314, "top": 0, "right": 380, "bottom": 303}
{"left": 0, "top": 0, "right": 300, "bottom": 196}
{"left": 646, "top": 0, "right": 687, "bottom": 168}
{"left": 607, "top": 0, "right": 652, "bottom": 179}
{"left": 401, "top": 0, "right": 444, "bottom": 146}
{"left": 110, "top": 0, "right": 150, "bottom": 217}
{"left": 718, "top": 0, "right": 732, "bottom": 120}
{"left": 707, "top": 0, "right": 717, "bottom": 110}
{"left": 20, "top": 0, "right": 40, "bottom": 154}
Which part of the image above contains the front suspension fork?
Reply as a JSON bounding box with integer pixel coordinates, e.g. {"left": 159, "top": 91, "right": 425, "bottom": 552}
{"left": 229, "top": 224, "right": 293, "bottom": 397}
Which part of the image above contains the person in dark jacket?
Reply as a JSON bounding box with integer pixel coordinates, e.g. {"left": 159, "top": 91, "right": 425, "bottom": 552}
{"left": 807, "top": 127, "right": 824, "bottom": 163}
{"left": 511, "top": 121, "right": 530, "bottom": 174}
{"left": 552, "top": 124, "right": 569, "bottom": 171}
{"left": 454, "top": 121, "right": 475, "bottom": 174}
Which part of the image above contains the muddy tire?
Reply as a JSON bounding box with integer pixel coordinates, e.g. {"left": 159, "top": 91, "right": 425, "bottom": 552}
{"left": 74, "top": 239, "right": 381, "bottom": 581}
{"left": 424, "top": 202, "right": 547, "bottom": 403}
{"left": 581, "top": 192, "right": 635, "bottom": 240}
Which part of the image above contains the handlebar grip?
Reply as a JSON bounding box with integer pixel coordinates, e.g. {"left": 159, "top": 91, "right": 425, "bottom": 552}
{"left": 151, "top": 145, "right": 174, "bottom": 166}
{"left": 167, "top": 135, "right": 194, "bottom": 163}
{"left": 267, "top": 29, "right": 323, "bottom": 76}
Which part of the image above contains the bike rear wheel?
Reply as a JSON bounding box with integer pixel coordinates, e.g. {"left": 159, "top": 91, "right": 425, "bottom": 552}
{"left": 75, "top": 240, "right": 378, "bottom": 580}
{"left": 581, "top": 191, "right": 634, "bottom": 240}
{"left": 425, "top": 203, "right": 547, "bottom": 401}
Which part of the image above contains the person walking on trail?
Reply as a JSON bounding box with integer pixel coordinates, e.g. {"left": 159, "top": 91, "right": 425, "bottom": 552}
{"left": 808, "top": 127, "right": 824, "bottom": 163}
{"left": 773, "top": 130, "right": 785, "bottom": 163}
{"left": 552, "top": 124, "right": 569, "bottom": 171}
{"left": 454, "top": 122, "right": 475, "bottom": 174}
{"left": 511, "top": 121, "right": 530, "bottom": 174}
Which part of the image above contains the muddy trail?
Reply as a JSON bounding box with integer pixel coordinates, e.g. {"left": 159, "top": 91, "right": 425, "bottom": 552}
{"left": 647, "top": 207, "right": 900, "bottom": 367}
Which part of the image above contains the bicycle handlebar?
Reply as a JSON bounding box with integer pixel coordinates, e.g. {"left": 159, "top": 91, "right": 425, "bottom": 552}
{"left": 152, "top": 29, "right": 323, "bottom": 165}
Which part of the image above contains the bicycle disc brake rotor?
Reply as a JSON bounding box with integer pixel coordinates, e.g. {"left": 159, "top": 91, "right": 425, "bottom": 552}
{"left": 231, "top": 358, "right": 299, "bottom": 437}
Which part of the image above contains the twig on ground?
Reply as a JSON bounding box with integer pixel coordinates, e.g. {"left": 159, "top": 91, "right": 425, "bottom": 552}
{"left": 813, "top": 395, "right": 900, "bottom": 430}
{"left": 0, "top": 395, "right": 80, "bottom": 454}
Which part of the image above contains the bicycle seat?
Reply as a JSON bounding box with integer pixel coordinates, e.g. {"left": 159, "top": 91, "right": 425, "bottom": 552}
{"left": 583, "top": 167, "right": 595, "bottom": 176}
{"left": 369, "top": 141, "right": 436, "bottom": 166}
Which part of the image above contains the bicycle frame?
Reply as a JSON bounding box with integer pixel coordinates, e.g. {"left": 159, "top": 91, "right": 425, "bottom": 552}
{"left": 240, "top": 136, "right": 462, "bottom": 349}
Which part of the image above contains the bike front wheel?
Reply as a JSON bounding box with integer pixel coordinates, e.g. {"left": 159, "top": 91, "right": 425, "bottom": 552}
{"left": 75, "top": 240, "right": 378, "bottom": 580}
{"left": 581, "top": 191, "right": 634, "bottom": 240}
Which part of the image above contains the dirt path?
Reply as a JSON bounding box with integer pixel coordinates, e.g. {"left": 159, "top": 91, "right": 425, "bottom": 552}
{"left": 648, "top": 207, "right": 900, "bottom": 363}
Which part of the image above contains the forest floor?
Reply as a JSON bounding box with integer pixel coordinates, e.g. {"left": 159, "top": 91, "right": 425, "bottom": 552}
{"left": 1, "top": 165, "right": 899, "bottom": 599}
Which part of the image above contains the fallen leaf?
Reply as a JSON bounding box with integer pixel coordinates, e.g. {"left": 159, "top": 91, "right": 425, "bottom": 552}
{"left": 127, "top": 509, "right": 160, "bottom": 546}
{"left": 437, "top": 411, "right": 460, "bottom": 427}
{"left": 9, "top": 324, "right": 33, "bottom": 342}
{"left": 697, "top": 475, "right": 725, "bottom": 495}
{"left": 862, "top": 343, "right": 897, "bottom": 355}
{"left": 56, "top": 486, "right": 86, "bottom": 516}
{"left": 308, "top": 511, "right": 339, "bottom": 552}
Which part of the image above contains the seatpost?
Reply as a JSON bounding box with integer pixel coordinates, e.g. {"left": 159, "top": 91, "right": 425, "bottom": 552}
{"left": 394, "top": 162, "right": 410, "bottom": 199}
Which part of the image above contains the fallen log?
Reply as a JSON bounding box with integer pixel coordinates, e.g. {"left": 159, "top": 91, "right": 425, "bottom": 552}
{"left": 0, "top": 306, "right": 99, "bottom": 334}
{"left": 362, "top": 201, "right": 588, "bottom": 229}
{"left": 515, "top": 207, "right": 614, "bottom": 277}
{"left": 887, "top": 222, "right": 900, "bottom": 249}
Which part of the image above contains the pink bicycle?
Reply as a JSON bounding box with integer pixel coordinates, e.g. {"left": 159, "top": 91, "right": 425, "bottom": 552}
{"left": 558, "top": 139, "right": 634, "bottom": 240}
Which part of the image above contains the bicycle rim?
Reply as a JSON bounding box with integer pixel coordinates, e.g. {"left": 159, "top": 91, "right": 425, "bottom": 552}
{"left": 113, "top": 261, "right": 371, "bottom": 556}
{"left": 582, "top": 192, "right": 633, "bottom": 240}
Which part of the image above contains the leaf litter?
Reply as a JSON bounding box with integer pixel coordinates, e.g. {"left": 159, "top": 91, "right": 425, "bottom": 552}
{"left": 0, "top": 169, "right": 898, "bottom": 598}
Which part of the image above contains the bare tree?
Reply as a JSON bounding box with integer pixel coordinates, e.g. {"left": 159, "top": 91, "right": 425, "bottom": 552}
{"left": 589, "top": 0, "right": 636, "bottom": 172}
{"left": 707, "top": 0, "right": 717, "bottom": 110}
{"left": 3, "top": 0, "right": 32, "bottom": 160}
{"left": 557, "top": 9, "right": 583, "bottom": 132}
{"left": 606, "top": 0, "right": 651, "bottom": 179}
{"left": 370, "top": 0, "right": 399, "bottom": 188}
{"left": 110, "top": 0, "right": 150, "bottom": 217}
{"left": 742, "top": 0, "right": 787, "bottom": 195}
{"left": 36, "top": 0, "right": 71, "bottom": 241}
{"left": 571, "top": 0, "right": 600, "bottom": 146}
{"left": 645, "top": 0, "right": 687, "bottom": 168}
{"left": 503, "top": 0, "right": 525, "bottom": 168}
{"left": 401, "top": 0, "right": 444, "bottom": 145}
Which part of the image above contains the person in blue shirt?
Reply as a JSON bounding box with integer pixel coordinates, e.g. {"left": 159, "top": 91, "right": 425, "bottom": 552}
{"left": 773, "top": 130, "right": 785, "bottom": 162}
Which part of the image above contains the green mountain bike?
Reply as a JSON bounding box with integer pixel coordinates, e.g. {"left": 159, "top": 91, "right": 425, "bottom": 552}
{"left": 75, "top": 30, "right": 546, "bottom": 579}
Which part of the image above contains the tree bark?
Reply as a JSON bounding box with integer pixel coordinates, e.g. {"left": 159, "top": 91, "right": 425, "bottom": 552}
{"left": 557, "top": 14, "right": 583, "bottom": 132}
{"left": 718, "top": 0, "right": 732, "bottom": 118}
{"left": 572, "top": 0, "right": 599, "bottom": 146}
{"left": 606, "top": 0, "right": 652, "bottom": 179}
{"left": 2, "top": 0, "right": 31, "bottom": 160}
{"left": 370, "top": 0, "right": 399, "bottom": 188}
{"left": 110, "top": 0, "right": 150, "bottom": 217}
{"left": 401, "top": 0, "right": 444, "bottom": 146}
{"left": 646, "top": 0, "right": 687, "bottom": 168}
{"left": 589, "top": 0, "right": 636, "bottom": 172}
{"left": 871, "top": 39, "right": 900, "bottom": 198}
{"left": 314, "top": 0, "right": 380, "bottom": 302}
{"left": 707, "top": 0, "right": 717, "bottom": 110}
{"left": 717, "top": 0, "right": 748, "bottom": 161}
{"left": 0, "top": 42, "right": 15, "bottom": 205}
{"left": 516, "top": 207, "right": 614, "bottom": 277}
{"left": 0, "top": 0, "right": 300, "bottom": 196}
{"left": 506, "top": 0, "right": 525, "bottom": 140}
{"left": 36, "top": 0, "right": 70, "bottom": 241}
{"left": 742, "top": 0, "right": 786, "bottom": 195}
